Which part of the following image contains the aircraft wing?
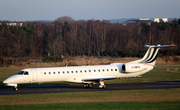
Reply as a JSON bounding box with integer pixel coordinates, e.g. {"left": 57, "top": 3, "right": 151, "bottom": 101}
{"left": 82, "top": 76, "right": 136, "bottom": 81}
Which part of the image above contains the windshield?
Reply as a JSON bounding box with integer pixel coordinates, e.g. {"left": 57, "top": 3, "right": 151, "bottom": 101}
{"left": 17, "top": 71, "right": 24, "bottom": 75}
{"left": 17, "top": 71, "right": 29, "bottom": 75}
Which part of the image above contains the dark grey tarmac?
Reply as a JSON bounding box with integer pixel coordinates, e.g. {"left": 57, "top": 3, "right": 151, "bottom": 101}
{"left": 0, "top": 80, "right": 180, "bottom": 95}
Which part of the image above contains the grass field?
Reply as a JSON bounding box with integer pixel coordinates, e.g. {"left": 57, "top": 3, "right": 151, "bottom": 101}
{"left": 0, "top": 101, "right": 180, "bottom": 110}
{"left": 0, "top": 89, "right": 180, "bottom": 109}
{"left": 0, "top": 64, "right": 180, "bottom": 109}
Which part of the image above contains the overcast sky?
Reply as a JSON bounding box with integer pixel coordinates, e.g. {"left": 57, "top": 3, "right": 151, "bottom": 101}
{"left": 0, "top": 0, "right": 180, "bottom": 21}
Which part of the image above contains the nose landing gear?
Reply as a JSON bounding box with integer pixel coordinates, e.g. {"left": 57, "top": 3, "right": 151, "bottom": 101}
{"left": 14, "top": 86, "right": 18, "bottom": 91}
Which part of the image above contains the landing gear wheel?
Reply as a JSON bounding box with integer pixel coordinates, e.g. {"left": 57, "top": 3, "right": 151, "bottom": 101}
{"left": 102, "top": 84, "right": 106, "bottom": 89}
{"left": 88, "top": 83, "right": 93, "bottom": 88}
{"left": 14, "top": 87, "right": 18, "bottom": 91}
{"left": 84, "top": 83, "right": 93, "bottom": 88}
{"left": 99, "top": 84, "right": 106, "bottom": 89}
{"left": 99, "top": 80, "right": 106, "bottom": 89}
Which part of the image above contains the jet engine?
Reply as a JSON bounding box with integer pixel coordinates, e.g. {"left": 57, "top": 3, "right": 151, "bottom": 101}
{"left": 121, "top": 63, "right": 147, "bottom": 73}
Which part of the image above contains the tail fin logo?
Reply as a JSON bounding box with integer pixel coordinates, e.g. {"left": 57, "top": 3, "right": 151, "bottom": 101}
{"left": 140, "top": 48, "right": 159, "bottom": 64}
{"left": 129, "top": 44, "right": 175, "bottom": 65}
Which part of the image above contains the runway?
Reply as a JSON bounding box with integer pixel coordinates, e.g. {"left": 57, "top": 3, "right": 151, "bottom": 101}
{"left": 0, "top": 80, "right": 180, "bottom": 95}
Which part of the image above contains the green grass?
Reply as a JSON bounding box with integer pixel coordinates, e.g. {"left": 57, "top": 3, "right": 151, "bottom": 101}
{"left": 0, "top": 101, "right": 180, "bottom": 110}
{"left": 1, "top": 88, "right": 180, "bottom": 105}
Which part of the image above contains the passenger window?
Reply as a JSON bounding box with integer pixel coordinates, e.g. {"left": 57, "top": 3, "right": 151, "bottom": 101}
{"left": 63, "top": 71, "right": 65, "bottom": 74}
{"left": 111, "top": 69, "right": 113, "bottom": 71}
{"left": 80, "top": 70, "right": 82, "bottom": 73}
{"left": 115, "top": 69, "right": 117, "bottom": 71}
{"left": 53, "top": 72, "right": 55, "bottom": 74}
{"left": 24, "top": 71, "right": 29, "bottom": 75}
{"left": 107, "top": 69, "right": 109, "bottom": 71}
{"left": 84, "top": 70, "right": 87, "bottom": 73}
{"left": 58, "top": 71, "right": 60, "bottom": 74}
{"left": 71, "top": 71, "right": 73, "bottom": 73}
{"left": 94, "top": 70, "right": 96, "bottom": 72}
{"left": 67, "top": 71, "right": 69, "bottom": 74}
{"left": 102, "top": 69, "right": 104, "bottom": 72}
{"left": 44, "top": 72, "right": 46, "bottom": 75}
{"left": 76, "top": 71, "right": 78, "bottom": 73}
{"left": 98, "top": 70, "right": 100, "bottom": 72}
{"left": 49, "top": 72, "right": 51, "bottom": 74}
{"left": 89, "top": 70, "right": 91, "bottom": 72}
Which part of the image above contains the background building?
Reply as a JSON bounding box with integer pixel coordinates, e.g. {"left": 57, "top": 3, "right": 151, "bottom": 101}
{"left": 154, "top": 18, "right": 168, "bottom": 22}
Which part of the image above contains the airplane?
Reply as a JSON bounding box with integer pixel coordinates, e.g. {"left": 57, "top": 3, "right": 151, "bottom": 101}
{"left": 3, "top": 44, "right": 175, "bottom": 91}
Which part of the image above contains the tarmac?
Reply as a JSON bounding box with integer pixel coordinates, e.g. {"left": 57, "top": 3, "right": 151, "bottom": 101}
{"left": 0, "top": 80, "right": 180, "bottom": 95}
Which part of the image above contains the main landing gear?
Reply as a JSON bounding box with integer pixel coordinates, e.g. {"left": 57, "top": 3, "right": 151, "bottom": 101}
{"left": 84, "top": 80, "right": 107, "bottom": 89}
{"left": 84, "top": 83, "right": 93, "bottom": 88}
{"left": 99, "top": 80, "right": 106, "bottom": 89}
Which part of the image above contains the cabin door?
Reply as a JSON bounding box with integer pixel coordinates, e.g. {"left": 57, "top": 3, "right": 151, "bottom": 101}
{"left": 31, "top": 69, "right": 37, "bottom": 82}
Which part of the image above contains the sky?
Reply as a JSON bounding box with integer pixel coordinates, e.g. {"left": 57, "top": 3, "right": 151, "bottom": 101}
{"left": 0, "top": 0, "right": 180, "bottom": 21}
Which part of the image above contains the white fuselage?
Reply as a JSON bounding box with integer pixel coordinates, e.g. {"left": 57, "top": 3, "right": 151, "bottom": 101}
{"left": 3, "top": 63, "right": 154, "bottom": 87}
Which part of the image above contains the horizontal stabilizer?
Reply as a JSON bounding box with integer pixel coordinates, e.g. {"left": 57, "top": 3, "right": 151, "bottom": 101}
{"left": 145, "top": 44, "right": 175, "bottom": 48}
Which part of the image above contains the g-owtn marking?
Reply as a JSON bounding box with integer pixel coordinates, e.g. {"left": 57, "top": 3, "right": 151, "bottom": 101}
{"left": 3, "top": 44, "right": 175, "bottom": 91}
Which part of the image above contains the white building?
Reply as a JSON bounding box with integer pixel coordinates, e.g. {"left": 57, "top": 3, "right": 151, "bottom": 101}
{"left": 139, "top": 18, "right": 150, "bottom": 20}
{"left": 0, "top": 22, "right": 23, "bottom": 26}
{"left": 154, "top": 18, "right": 168, "bottom": 22}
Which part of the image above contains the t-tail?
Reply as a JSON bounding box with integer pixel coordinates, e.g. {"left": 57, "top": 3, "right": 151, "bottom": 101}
{"left": 129, "top": 44, "right": 175, "bottom": 66}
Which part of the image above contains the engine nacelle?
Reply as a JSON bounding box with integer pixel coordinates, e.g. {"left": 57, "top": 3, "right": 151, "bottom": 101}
{"left": 122, "top": 63, "right": 147, "bottom": 73}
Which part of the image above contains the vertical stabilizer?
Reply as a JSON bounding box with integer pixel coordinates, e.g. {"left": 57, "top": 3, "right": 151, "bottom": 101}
{"left": 129, "top": 44, "right": 175, "bottom": 65}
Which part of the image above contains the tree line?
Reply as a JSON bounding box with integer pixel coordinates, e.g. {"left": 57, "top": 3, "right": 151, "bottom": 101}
{"left": 0, "top": 16, "right": 180, "bottom": 58}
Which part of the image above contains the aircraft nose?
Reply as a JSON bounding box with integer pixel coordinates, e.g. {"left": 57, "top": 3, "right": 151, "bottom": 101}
{"left": 3, "top": 79, "right": 9, "bottom": 86}
{"left": 3, "top": 77, "right": 18, "bottom": 87}
{"left": 3, "top": 76, "right": 16, "bottom": 84}
{"left": 3, "top": 79, "right": 10, "bottom": 84}
{"left": 3, "top": 80, "right": 6, "bottom": 83}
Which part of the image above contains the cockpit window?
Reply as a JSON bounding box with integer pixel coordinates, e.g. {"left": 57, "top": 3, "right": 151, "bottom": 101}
{"left": 17, "top": 71, "right": 29, "bottom": 75}
{"left": 24, "top": 71, "right": 29, "bottom": 75}
{"left": 17, "top": 71, "right": 24, "bottom": 75}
